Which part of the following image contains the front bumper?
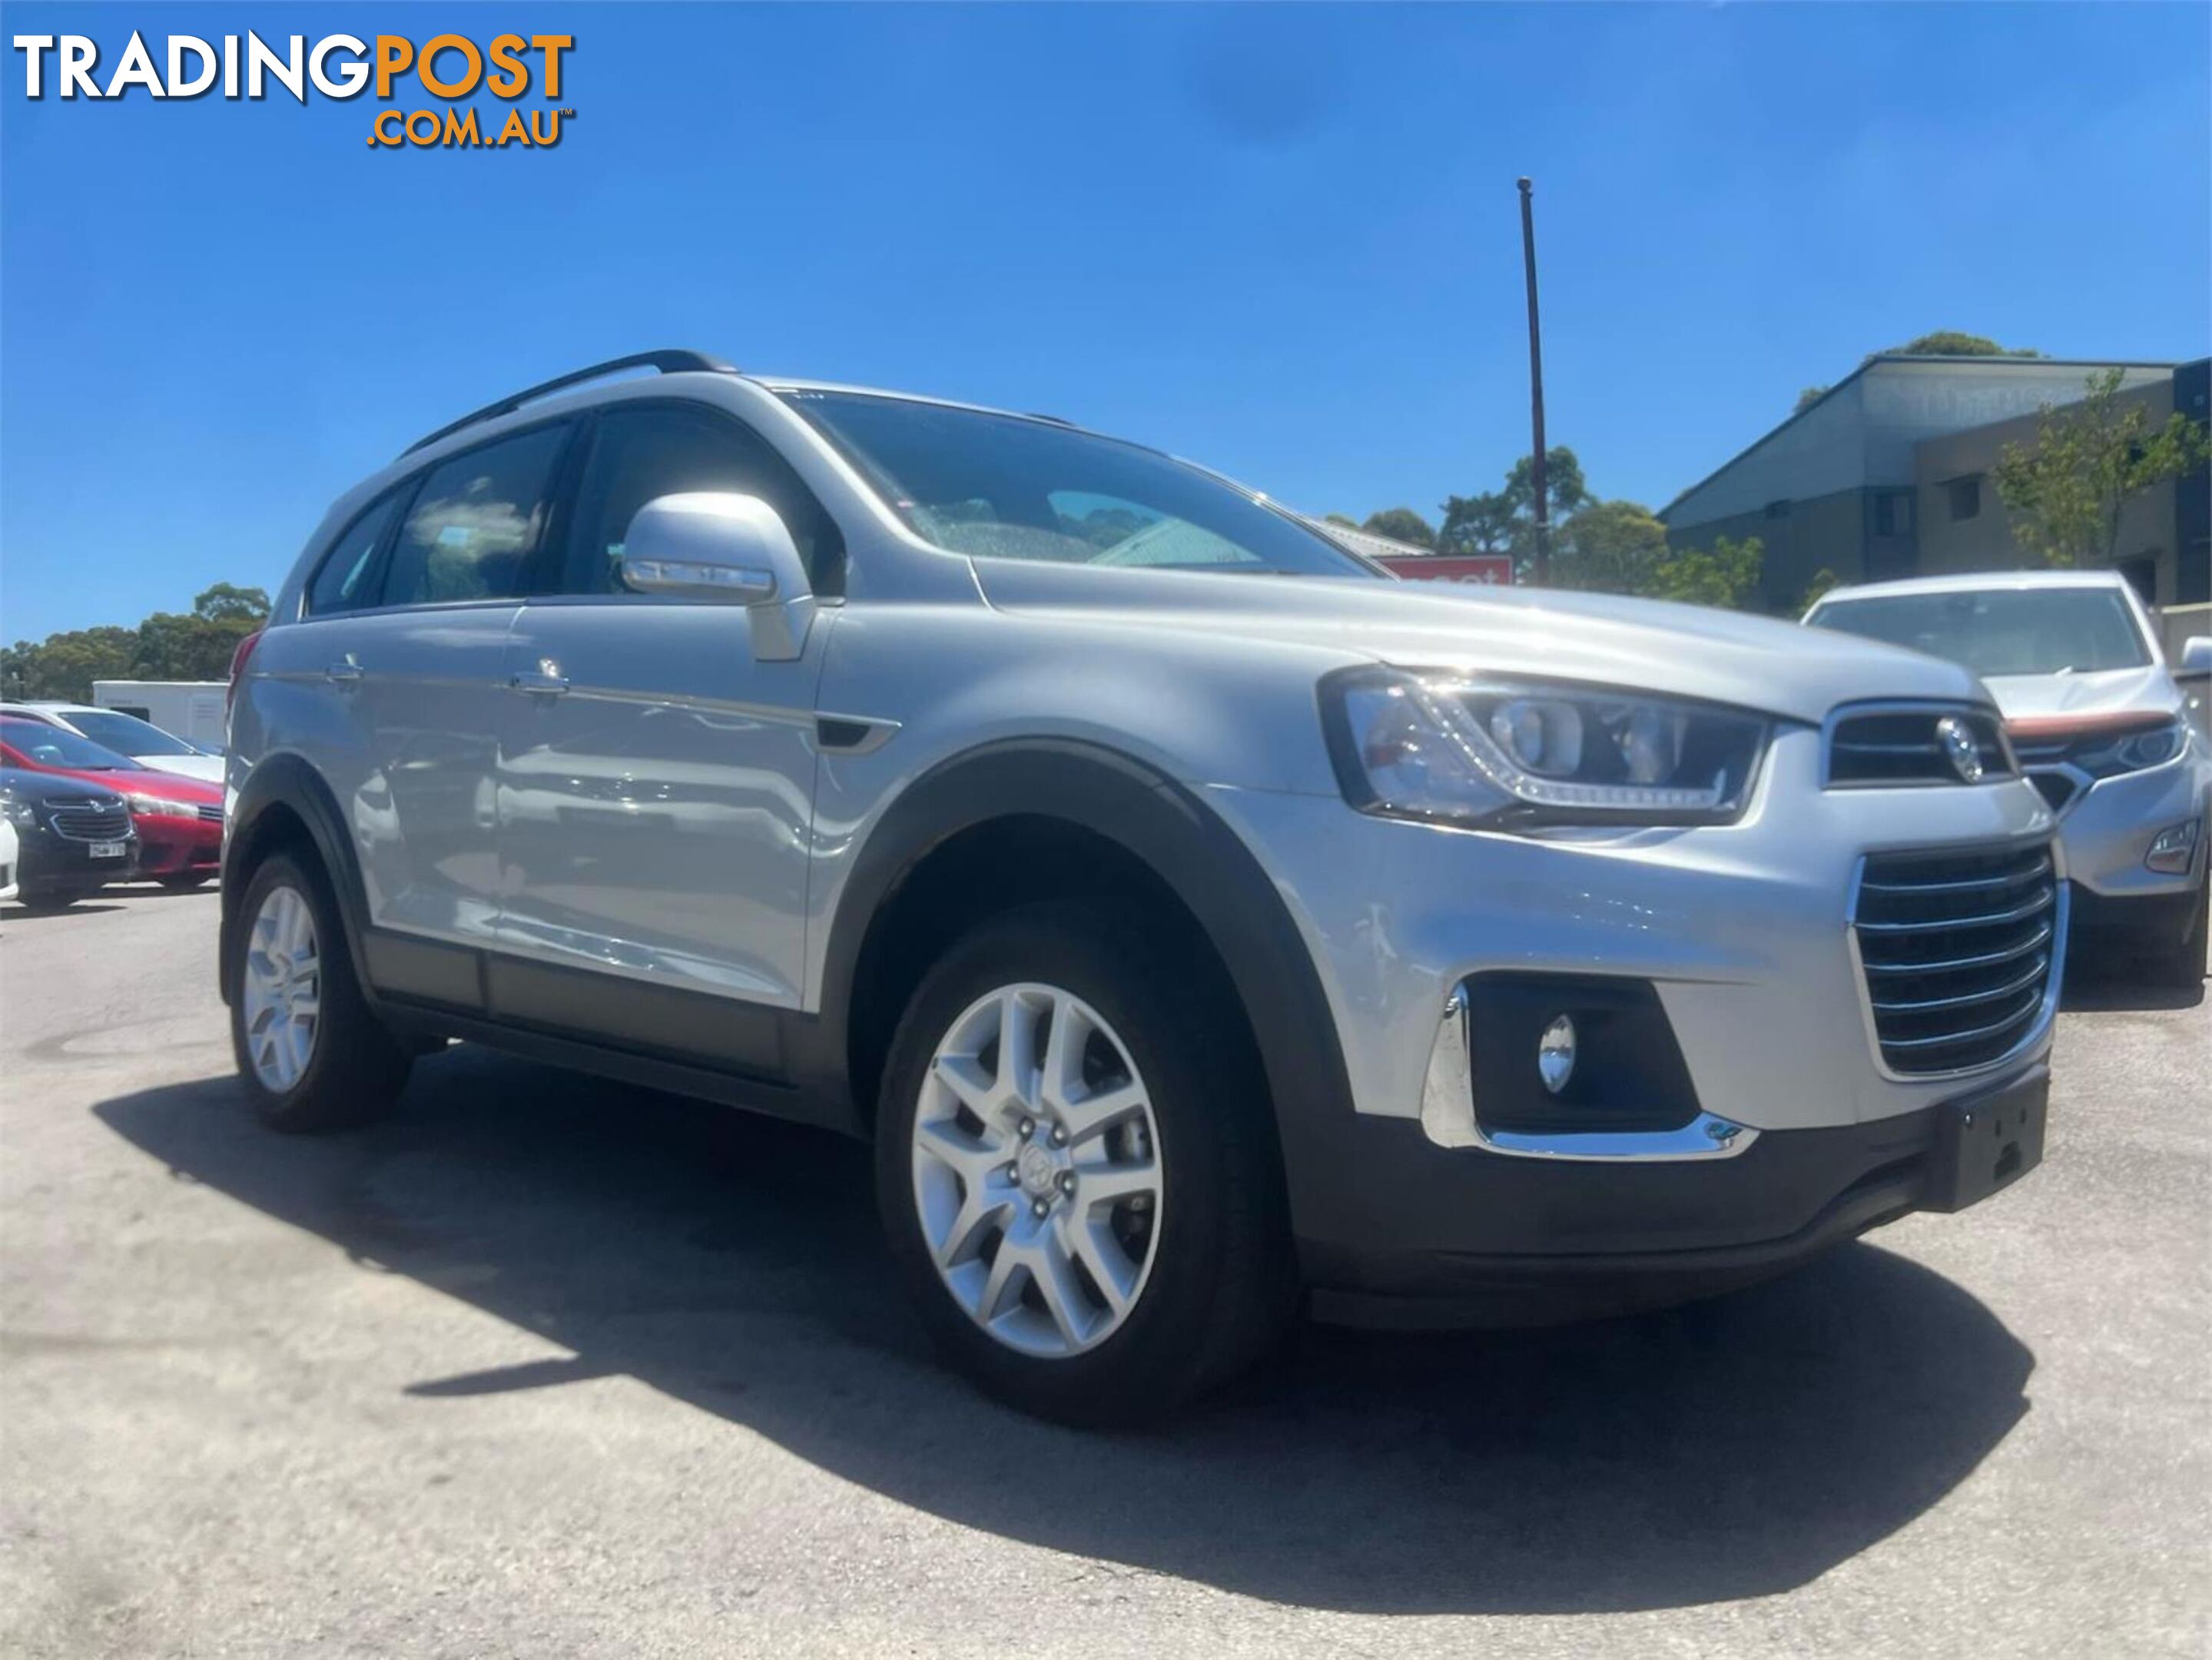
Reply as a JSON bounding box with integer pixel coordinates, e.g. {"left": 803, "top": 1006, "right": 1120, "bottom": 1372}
{"left": 2040, "top": 752, "right": 2210, "bottom": 899}
{"left": 1201, "top": 724, "right": 2061, "bottom": 1299}
{"left": 133, "top": 816, "right": 223, "bottom": 877}
{"left": 1304, "top": 1064, "right": 2048, "bottom": 1329}
{"left": 15, "top": 825, "right": 139, "bottom": 895}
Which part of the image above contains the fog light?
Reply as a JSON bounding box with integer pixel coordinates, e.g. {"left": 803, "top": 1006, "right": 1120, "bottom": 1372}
{"left": 2146, "top": 818, "right": 2200, "bottom": 875}
{"left": 1537, "top": 1014, "right": 1577, "bottom": 1094}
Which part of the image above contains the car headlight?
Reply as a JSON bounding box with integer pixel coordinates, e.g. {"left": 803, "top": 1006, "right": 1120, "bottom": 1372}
{"left": 126, "top": 792, "right": 196, "bottom": 817}
{"left": 2071, "top": 715, "right": 2189, "bottom": 779}
{"left": 1320, "top": 669, "right": 1771, "bottom": 828}
{"left": 2, "top": 798, "right": 36, "bottom": 828}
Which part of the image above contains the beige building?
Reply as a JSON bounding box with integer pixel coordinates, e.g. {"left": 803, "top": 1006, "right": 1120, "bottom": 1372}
{"left": 1663, "top": 355, "right": 2210, "bottom": 614}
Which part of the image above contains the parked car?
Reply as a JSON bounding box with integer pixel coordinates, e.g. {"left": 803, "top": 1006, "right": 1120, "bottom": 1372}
{"left": 89, "top": 679, "right": 230, "bottom": 752}
{"left": 0, "top": 766, "right": 138, "bottom": 908}
{"left": 0, "top": 716, "right": 224, "bottom": 888}
{"left": 0, "top": 701, "right": 226, "bottom": 784}
{"left": 0, "top": 817, "right": 16, "bottom": 904}
{"left": 224, "top": 351, "right": 2062, "bottom": 1423}
{"left": 1806, "top": 572, "right": 2210, "bottom": 986}
{"left": 2178, "top": 634, "right": 2212, "bottom": 741}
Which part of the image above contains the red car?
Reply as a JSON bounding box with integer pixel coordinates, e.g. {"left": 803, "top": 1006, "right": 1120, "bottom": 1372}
{"left": 0, "top": 715, "right": 223, "bottom": 888}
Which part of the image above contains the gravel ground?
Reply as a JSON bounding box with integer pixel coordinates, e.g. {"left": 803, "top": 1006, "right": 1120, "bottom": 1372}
{"left": 2, "top": 887, "right": 2206, "bottom": 1658}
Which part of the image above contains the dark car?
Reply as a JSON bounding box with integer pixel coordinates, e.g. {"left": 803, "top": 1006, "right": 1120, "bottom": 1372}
{"left": 0, "top": 765, "right": 140, "bottom": 910}
{"left": 0, "top": 715, "right": 224, "bottom": 888}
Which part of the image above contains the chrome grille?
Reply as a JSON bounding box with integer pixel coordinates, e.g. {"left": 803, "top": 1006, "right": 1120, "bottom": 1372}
{"left": 1828, "top": 706, "right": 2014, "bottom": 787}
{"left": 46, "top": 798, "right": 131, "bottom": 841}
{"left": 196, "top": 804, "right": 225, "bottom": 825}
{"left": 1852, "top": 842, "right": 2061, "bottom": 1077}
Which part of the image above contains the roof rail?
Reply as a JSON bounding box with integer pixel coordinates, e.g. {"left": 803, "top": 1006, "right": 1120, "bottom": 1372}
{"left": 402, "top": 350, "right": 738, "bottom": 456}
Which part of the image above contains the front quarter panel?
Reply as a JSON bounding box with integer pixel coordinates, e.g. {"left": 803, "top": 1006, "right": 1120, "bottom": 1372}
{"left": 804, "top": 599, "right": 1360, "bottom": 1005}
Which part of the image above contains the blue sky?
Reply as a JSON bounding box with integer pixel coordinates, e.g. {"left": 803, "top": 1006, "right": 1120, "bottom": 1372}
{"left": 3, "top": 2, "right": 2207, "bottom": 640}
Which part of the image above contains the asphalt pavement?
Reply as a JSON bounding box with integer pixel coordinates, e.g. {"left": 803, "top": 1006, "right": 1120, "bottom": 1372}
{"left": 2, "top": 888, "right": 2206, "bottom": 1658}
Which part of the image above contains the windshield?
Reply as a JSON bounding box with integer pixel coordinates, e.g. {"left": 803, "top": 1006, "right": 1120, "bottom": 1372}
{"left": 63, "top": 709, "right": 204, "bottom": 757}
{"left": 1809, "top": 588, "right": 2153, "bottom": 677}
{"left": 0, "top": 717, "right": 146, "bottom": 772}
{"left": 781, "top": 390, "right": 1375, "bottom": 578}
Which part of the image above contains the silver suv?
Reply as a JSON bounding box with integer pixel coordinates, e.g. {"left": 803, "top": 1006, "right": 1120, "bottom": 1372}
{"left": 223, "top": 351, "right": 2062, "bottom": 1423}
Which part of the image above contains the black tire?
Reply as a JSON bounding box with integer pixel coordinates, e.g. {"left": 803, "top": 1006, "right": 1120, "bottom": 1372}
{"left": 875, "top": 901, "right": 1295, "bottom": 1426}
{"left": 159, "top": 873, "right": 214, "bottom": 891}
{"left": 227, "top": 851, "right": 412, "bottom": 1133}
{"left": 13, "top": 889, "right": 81, "bottom": 912}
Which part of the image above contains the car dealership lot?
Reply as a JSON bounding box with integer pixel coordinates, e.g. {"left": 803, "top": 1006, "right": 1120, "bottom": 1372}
{"left": 2, "top": 893, "right": 2204, "bottom": 1658}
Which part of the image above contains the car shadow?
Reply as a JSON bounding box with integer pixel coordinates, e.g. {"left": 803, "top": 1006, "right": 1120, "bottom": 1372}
{"left": 95, "top": 1047, "right": 2035, "bottom": 1616}
{"left": 2061, "top": 964, "right": 2205, "bottom": 1013}
{"left": 0, "top": 901, "right": 128, "bottom": 919}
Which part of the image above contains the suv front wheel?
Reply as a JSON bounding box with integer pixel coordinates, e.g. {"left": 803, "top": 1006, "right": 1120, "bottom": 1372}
{"left": 875, "top": 902, "right": 1293, "bottom": 1425}
{"left": 227, "top": 852, "right": 413, "bottom": 1132}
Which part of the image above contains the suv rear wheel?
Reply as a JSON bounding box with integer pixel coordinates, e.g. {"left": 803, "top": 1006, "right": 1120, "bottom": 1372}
{"left": 228, "top": 852, "right": 412, "bottom": 1132}
{"left": 875, "top": 901, "right": 1293, "bottom": 1425}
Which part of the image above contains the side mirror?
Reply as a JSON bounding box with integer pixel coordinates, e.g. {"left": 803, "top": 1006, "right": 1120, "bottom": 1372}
{"left": 618, "top": 492, "right": 817, "bottom": 661}
{"left": 2180, "top": 635, "right": 2212, "bottom": 678}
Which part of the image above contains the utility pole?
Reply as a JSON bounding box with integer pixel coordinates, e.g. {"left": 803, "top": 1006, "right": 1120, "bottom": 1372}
{"left": 1517, "top": 176, "right": 1550, "bottom": 586}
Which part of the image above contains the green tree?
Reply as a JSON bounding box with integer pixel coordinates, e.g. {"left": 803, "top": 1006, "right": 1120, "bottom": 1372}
{"left": 191, "top": 582, "right": 270, "bottom": 622}
{"left": 1437, "top": 489, "right": 1520, "bottom": 557}
{"left": 1322, "top": 512, "right": 1358, "bottom": 528}
{"left": 1359, "top": 507, "right": 1436, "bottom": 549}
{"left": 1992, "top": 368, "right": 2212, "bottom": 568}
{"left": 1502, "top": 447, "right": 1590, "bottom": 523}
{"left": 1879, "top": 331, "right": 2041, "bottom": 360}
{"left": 1795, "top": 386, "right": 1829, "bottom": 414}
{"left": 0, "top": 626, "right": 138, "bottom": 702}
{"left": 1797, "top": 567, "right": 1842, "bottom": 613}
{"left": 1553, "top": 500, "right": 1667, "bottom": 595}
{"left": 1, "top": 584, "right": 272, "bottom": 701}
{"left": 1643, "top": 535, "right": 1766, "bottom": 609}
{"left": 1438, "top": 446, "right": 1589, "bottom": 573}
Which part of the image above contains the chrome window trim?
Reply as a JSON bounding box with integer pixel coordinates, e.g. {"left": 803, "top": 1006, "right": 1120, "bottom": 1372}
{"left": 1418, "top": 984, "right": 1756, "bottom": 1163}
{"left": 1843, "top": 836, "right": 2068, "bottom": 1085}
{"left": 1821, "top": 698, "right": 2018, "bottom": 790}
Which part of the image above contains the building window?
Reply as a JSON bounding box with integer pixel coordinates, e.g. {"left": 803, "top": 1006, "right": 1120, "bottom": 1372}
{"left": 1763, "top": 499, "right": 1792, "bottom": 520}
{"left": 1872, "top": 490, "right": 1915, "bottom": 537}
{"left": 1948, "top": 476, "right": 1982, "bottom": 521}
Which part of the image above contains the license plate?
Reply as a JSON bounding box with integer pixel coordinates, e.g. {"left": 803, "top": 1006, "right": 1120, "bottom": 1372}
{"left": 88, "top": 841, "right": 128, "bottom": 859}
{"left": 1926, "top": 1069, "right": 2048, "bottom": 1213}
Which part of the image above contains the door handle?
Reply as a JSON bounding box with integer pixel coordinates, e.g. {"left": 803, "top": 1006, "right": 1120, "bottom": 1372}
{"left": 325, "top": 661, "right": 363, "bottom": 686}
{"left": 509, "top": 667, "right": 570, "bottom": 697}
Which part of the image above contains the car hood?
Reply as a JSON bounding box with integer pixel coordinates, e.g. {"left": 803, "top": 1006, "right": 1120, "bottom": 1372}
{"left": 1979, "top": 665, "right": 2179, "bottom": 723}
{"left": 135, "top": 754, "right": 227, "bottom": 785}
{"left": 970, "top": 560, "right": 1987, "bottom": 723}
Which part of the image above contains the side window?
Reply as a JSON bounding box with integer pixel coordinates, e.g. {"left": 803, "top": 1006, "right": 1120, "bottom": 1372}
{"left": 382, "top": 424, "right": 569, "bottom": 608}
{"left": 559, "top": 404, "right": 846, "bottom": 597}
{"left": 306, "top": 493, "right": 402, "bottom": 616}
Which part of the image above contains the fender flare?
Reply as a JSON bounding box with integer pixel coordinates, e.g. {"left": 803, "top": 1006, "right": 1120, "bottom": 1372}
{"left": 219, "top": 753, "right": 375, "bottom": 1005}
{"left": 812, "top": 739, "right": 1356, "bottom": 1207}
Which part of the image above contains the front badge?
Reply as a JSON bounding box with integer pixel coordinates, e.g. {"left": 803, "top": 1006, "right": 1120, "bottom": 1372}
{"left": 1935, "top": 715, "right": 1985, "bottom": 783}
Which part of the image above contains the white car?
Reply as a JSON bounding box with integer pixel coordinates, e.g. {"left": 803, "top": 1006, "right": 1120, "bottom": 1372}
{"left": 1806, "top": 569, "right": 2210, "bottom": 986}
{"left": 0, "top": 817, "right": 17, "bottom": 903}
{"left": 0, "top": 702, "right": 226, "bottom": 785}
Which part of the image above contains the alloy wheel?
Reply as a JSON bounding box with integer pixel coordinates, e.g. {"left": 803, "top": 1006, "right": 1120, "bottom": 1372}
{"left": 910, "top": 982, "right": 1163, "bottom": 1357}
{"left": 240, "top": 883, "right": 321, "bottom": 1092}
